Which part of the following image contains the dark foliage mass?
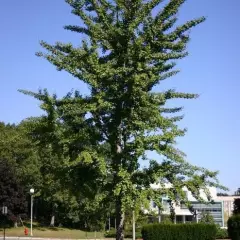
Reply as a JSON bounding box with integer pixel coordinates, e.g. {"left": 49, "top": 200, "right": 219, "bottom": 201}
{"left": 228, "top": 215, "right": 240, "bottom": 240}
{"left": 0, "top": 158, "right": 27, "bottom": 225}
{"left": 233, "top": 198, "right": 240, "bottom": 215}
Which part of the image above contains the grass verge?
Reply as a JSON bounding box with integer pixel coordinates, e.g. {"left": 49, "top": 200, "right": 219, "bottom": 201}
{"left": 0, "top": 226, "right": 104, "bottom": 239}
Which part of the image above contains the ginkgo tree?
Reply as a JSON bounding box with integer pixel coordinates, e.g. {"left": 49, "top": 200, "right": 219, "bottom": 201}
{"left": 21, "top": 0, "right": 225, "bottom": 239}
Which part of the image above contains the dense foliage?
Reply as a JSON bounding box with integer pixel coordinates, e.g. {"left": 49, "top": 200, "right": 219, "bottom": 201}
{"left": 216, "top": 226, "right": 228, "bottom": 239}
{"left": 233, "top": 198, "right": 240, "bottom": 215}
{"left": 0, "top": 122, "right": 42, "bottom": 191}
{"left": 141, "top": 223, "right": 217, "bottom": 240}
{"left": 0, "top": 121, "right": 107, "bottom": 230}
{"left": 228, "top": 215, "right": 240, "bottom": 240}
{"left": 0, "top": 158, "right": 27, "bottom": 226}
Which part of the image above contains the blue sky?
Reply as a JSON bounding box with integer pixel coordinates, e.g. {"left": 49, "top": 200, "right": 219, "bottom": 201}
{"left": 0, "top": 0, "right": 239, "bottom": 192}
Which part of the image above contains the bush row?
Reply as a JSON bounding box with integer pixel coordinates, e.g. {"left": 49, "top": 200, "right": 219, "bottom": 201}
{"left": 104, "top": 223, "right": 229, "bottom": 239}
{"left": 141, "top": 223, "right": 217, "bottom": 240}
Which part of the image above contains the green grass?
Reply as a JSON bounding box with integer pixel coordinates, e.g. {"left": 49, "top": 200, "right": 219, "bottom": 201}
{"left": 0, "top": 224, "right": 105, "bottom": 239}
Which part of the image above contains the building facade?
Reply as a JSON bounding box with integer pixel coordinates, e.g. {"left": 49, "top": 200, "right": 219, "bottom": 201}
{"left": 216, "top": 196, "right": 240, "bottom": 227}
{"left": 150, "top": 185, "right": 225, "bottom": 227}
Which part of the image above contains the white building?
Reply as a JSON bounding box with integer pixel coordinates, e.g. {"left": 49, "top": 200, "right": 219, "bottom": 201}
{"left": 150, "top": 184, "right": 224, "bottom": 227}
{"left": 216, "top": 195, "right": 240, "bottom": 226}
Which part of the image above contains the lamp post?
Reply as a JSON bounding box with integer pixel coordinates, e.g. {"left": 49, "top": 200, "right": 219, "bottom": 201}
{"left": 2, "top": 206, "right": 7, "bottom": 240}
{"left": 132, "top": 211, "right": 135, "bottom": 240}
{"left": 30, "top": 188, "right": 34, "bottom": 236}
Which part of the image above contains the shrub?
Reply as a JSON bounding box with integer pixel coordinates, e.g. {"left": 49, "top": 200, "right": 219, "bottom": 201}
{"left": 216, "top": 226, "right": 228, "bottom": 239}
{"left": 199, "top": 212, "right": 215, "bottom": 224}
{"left": 228, "top": 214, "right": 240, "bottom": 240}
{"left": 141, "top": 223, "right": 217, "bottom": 240}
{"left": 161, "top": 216, "right": 172, "bottom": 224}
{"left": 104, "top": 228, "right": 116, "bottom": 238}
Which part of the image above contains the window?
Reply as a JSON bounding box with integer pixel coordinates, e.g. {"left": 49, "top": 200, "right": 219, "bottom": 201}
{"left": 176, "top": 216, "right": 182, "bottom": 223}
{"left": 186, "top": 216, "right": 193, "bottom": 222}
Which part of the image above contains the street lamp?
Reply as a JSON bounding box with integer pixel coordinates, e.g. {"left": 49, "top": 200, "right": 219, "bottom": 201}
{"left": 2, "top": 206, "right": 7, "bottom": 240}
{"left": 30, "top": 188, "right": 34, "bottom": 236}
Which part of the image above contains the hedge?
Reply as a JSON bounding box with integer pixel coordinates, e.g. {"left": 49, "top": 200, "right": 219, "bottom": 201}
{"left": 141, "top": 223, "right": 217, "bottom": 240}
{"left": 228, "top": 214, "right": 240, "bottom": 240}
{"left": 105, "top": 229, "right": 142, "bottom": 239}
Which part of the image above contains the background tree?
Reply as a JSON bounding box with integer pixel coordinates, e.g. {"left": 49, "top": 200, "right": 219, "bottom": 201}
{"left": 0, "top": 121, "right": 42, "bottom": 191}
{"left": 233, "top": 198, "right": 240, "bottom": 215}
{"left": 217, "top": 192, "right": 229, "bottom": 196}
{"left": 0, "top": 120, "right": 74, "bottom": 227}
{"left": 20, "top": 94, "right": 109, "bottom": 229}
{"left": 0, "top": 122, "right": 42, "bottom": 225}
{"left": 0, "top": 119, "right": 108, "bottom": 228}
{"left": 21, "top": 0, "right": 226, "bottom": 239}
{"left": 234, "top": 188, "right": 240, "bottom": 196}
{"left": 0, "top": 158, "right": 27, "bottom": 227}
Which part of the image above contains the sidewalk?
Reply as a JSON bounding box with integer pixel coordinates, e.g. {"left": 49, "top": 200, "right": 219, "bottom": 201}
{"left": 0, "top": 238, "right": 117, "bottom": 240}
{"left": 0, "top": 238, "right": 114, "bottom": 240}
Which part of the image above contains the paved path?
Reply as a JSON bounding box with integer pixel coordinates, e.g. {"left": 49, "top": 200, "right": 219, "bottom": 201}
{"left": 0, "top": 238, "right": 115, "bottom": 240}
{"left": 0, "top": 238, "right": 230, "bottom": 240}
{"left": 0, "top": 238, "right": 111, "bottom": 240}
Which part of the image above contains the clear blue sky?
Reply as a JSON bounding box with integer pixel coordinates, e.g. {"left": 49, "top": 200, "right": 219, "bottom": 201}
{"left": 0, "top": 0, "right": 239, "bottom": 193}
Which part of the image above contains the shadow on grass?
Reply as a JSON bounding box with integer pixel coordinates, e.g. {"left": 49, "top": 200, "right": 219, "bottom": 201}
{"left": 22, "top": 221, "right": 61, "bottom": 232}
{"left": 24, "top": 222, "right": 40, "bottom": 229}
{"left": 49, "top": 227, "right": 61, "bottom": 231}
{"left": 36, "top": 227, "right": 60, "bottom": 231}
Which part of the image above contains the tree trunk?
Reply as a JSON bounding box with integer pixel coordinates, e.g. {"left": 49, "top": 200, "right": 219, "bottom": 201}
{"left": 14, "top": 221, "right": 18, "bottom": 228}
{"left": 19, "top": 216, "right": 24, "bottom": 227}
{"left": 50, "top": 204, "right": 56, "bottom": 227}
{"left": 116, "top": 199, "right": 125, "bottom": 240}
{"left": 50, "top": 214, "right": 55, "bottom": 227}
{"left": 113, "top": 110, "right": 125, "bottom": 240}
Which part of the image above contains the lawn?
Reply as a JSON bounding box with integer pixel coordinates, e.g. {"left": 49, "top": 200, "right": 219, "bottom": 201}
{"left": 0, "top": 224, "right": 105, "bottom": 239}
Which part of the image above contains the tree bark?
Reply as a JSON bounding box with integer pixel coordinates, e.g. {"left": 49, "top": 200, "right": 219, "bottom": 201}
{"left": 116, "top": 199, "right": 125, "bottom": 240}
{"left": 50, "top": 204, "right": 56, "bottom": 227}
{"left": 113, "top": 104, "right": 125, "bottom": 240}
